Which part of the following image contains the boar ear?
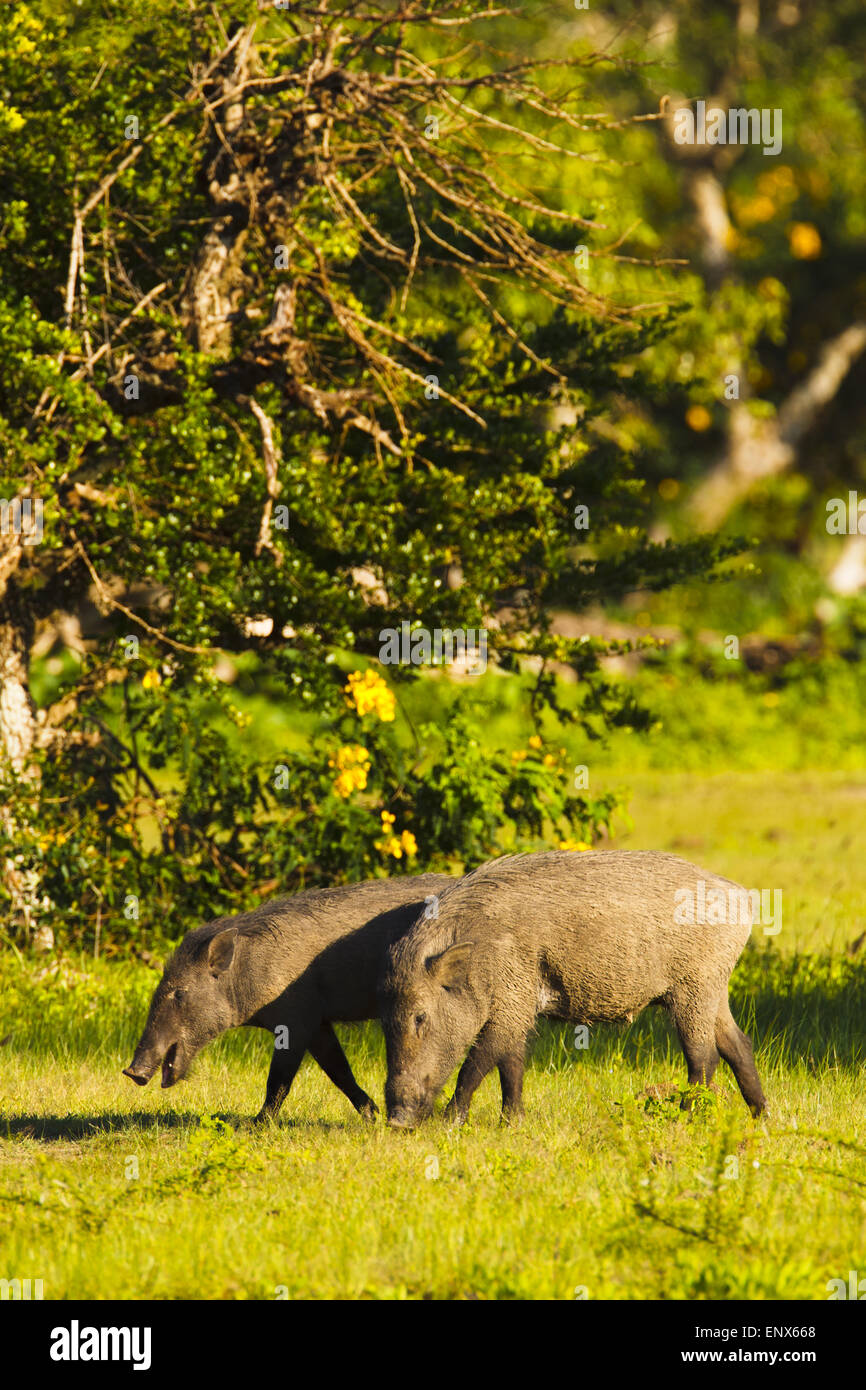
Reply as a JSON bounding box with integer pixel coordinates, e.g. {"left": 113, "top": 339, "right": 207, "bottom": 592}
{"left": 426, "top": 941, "right": 474, "bottom": 989}
{"left": 208, "top": 927, "right": 238, "bottom": 975}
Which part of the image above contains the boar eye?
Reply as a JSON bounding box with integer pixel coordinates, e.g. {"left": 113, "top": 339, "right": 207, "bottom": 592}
{"left": 414, "top": 1012, "right": 427, "bottom": 1029}
{"left": 172, "top": 989, "right": 185, "bottom": 1002}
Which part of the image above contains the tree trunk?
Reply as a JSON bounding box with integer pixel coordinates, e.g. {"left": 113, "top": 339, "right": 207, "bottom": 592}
{"left": 690, "top": 322, "right": 866, "bottom": 530}
{"left": 0, "top": 596, "right": 36, "bottom": 774}
{"left": 0, "top": 577, "right": 41, "bottom": 937}
{"left": 182, "top": 26, "right": 255, "bottom": 358}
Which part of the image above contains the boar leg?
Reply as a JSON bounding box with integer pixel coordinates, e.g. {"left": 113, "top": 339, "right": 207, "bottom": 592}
{"left": 444, "top": 1047, "right": 492, "bottom": 1125}
{"left": 308, "top": 1021, "right": 378, "bottom": 1121}
{"left": 255, "top": 1034, "right": 310, "bottom": 1122}
{"left": 445, "top": 1027, "right": 525, "bottom": 1125}
{"left": 497, "top": 1052, "right": 526, "bottom": 1125}
{"left": 714, "top": 998, "right": 768, "bottom": 1117}
{"left": 668, "top": 995, "right": 720, "bottom": 1109}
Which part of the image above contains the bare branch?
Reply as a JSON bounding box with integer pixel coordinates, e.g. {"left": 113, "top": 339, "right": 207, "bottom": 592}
{"left": 249, "top": 397, "right": 284, "bottom": 563}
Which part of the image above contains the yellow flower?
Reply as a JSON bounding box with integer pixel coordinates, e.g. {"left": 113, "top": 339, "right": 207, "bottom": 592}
{"left": 142, "top": 669, "right": 161, "bottom": 690}
{"left": 375, "top": 834, "right": 401, "bottom": 858}
{"left": 333, "top": 771, "right": 359, "bottom": 798}
{"left": 558, "top": 838, "right": 592, "bottom": 852}
{"left": 788, "top": 222, "right": 821, "bottom": 260}
{"left": 400, "top": 830, "right": 418, "bottom": 858}
{"left": 345, "top": 670, "right": 396, "bottom": 721}
{"left": 329, "top": 745, "right": 371, "bottom": 798}
{"left": 330, "top": 745, "right": 371, "bottom": 771}
{"left": 528, "top": 735, "right": 542, "bottom": 750}
{"left": 758, "top": 165, "right": 794, "bottom": 194}
{"left": 757, "top": 277, "right": 785, "bottom": 302}
{"left": 737, "top": 194, "right": 775, "bottom": 226}
{"left": 375, "top": 819, "right": 418, "bottom": 859}
{"left": 0, "top": 104, "right": 25, "bottom": 134}
{"left": 685, "top": 404, "right": 712, "bottom": 432}
{"left": 511, "top": 749, "right": 528, "bottom": 764}
{"left": 543, "top": 754, "right": 556, "bottom": 767}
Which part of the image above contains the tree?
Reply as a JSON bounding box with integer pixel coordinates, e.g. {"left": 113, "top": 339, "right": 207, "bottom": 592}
{"left": 0, "top": 1, "right": 733, "bottom": 946}
{"left": 563, "top": 1, "right": 866, "bottom": 571}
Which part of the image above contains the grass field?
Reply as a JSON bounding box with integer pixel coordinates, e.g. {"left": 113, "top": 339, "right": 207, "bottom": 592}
{"left": 2, "top": 766, "right": 865, "bottom": 1300}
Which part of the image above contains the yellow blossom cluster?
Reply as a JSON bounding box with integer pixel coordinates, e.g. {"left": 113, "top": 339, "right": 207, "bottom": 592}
{"left": 511, "top": 738, "right": 563, "bottom": 769}
{"left": 685, "top": 404, "right": 712, "bottom": 433}
{"left": 558, "top": 838, "right": 592, "bottom": 852}
{"left": 37, "top": 829, "right": 70, "bottom": 851}
{"left": 345, "top": 669, "right": 396, "bottom": 721}
{"left": 375, "top": 810, "right": 417, "bottom": 859}
{"left": 788, "top": 222, "right": 821, "bottom": 260}
{"left": 328, "top": 745, "right": 371, "bottom": 799}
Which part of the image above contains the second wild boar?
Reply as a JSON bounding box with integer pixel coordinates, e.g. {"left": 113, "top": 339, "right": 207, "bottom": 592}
{"left": 380, "top": 850, "right": 767, "bottom": 1127}
{"left": 123, "top": 874, "right": 452, "bottom": 1121}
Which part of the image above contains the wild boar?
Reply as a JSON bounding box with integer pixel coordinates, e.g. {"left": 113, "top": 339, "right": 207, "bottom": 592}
{"left": 380, "top": 850, "right": 767, "bottom": 1127}
{"left": 123, "top": 874, "right": 452, "bottom": 1121}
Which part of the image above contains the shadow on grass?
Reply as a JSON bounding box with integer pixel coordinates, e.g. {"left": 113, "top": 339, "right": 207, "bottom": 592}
{"left": 738, "top": 949, "right": 866, "bottom": 1068}
{"left": 0, "top": 1110, "right": 375, "bottom": 1142}
{"left": 0, "top": 1111, "right": 233, "bottom": 1141}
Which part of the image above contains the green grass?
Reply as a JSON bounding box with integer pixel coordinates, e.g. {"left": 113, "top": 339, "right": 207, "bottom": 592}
{"left": 2, "top": 767, "right": 866, "bottom": 1299}
{"left": 610, "top": 768, "right": 866, "bottom": 955}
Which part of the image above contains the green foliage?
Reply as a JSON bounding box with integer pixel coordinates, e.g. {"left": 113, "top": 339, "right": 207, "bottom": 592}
{"left": 3, "top": 0, "right": 866, "bottom": 954}
{"left": 2, "top": 658, "right": 625, "bottom": 947}
{"left": 2, "top": 0, "right": 744, "bottom": 948}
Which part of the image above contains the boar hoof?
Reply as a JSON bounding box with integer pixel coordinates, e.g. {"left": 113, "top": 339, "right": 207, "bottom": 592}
{"left": 499, "top": 1105, "right": 525, "bottom": 1127}
{"left": 359, "top": 1097, "right": 379, "bottom": 1122}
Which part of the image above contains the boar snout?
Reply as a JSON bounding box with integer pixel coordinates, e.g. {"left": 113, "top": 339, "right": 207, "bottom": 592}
{"left": 122, "top": 1039, "right": 181, "bottom": 1089}
{"left": 385, "top": 1071, "right": 434, "bottom": 1128}
{"left": 386, "top": 1106, "right": 417, "bottom": 1130}
{"left": 122, "top": 1065, "right": 152, "bottom": 1087}
{"left": 122, "top": 1049, "right": 160, "bottom": 1085}
{"left": 122, "top": 1037, "right": 162, "bottom": 1086}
